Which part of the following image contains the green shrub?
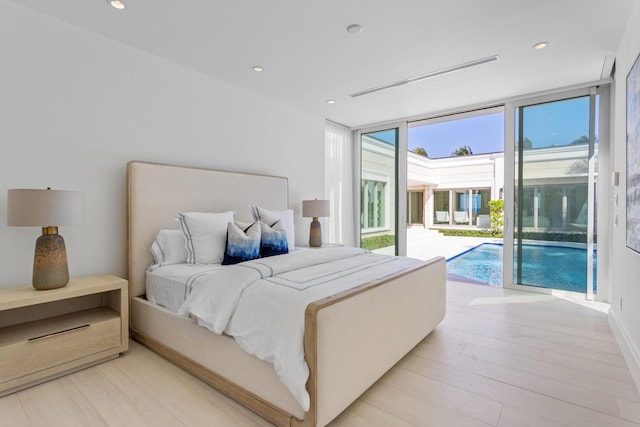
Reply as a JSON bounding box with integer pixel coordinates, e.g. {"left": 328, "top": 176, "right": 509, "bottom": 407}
{"left": 489, "top": 199, "right": 504, "bottom": 235}
{"left": 438, "top": 229, "right": 502, "bottom": 238}
{"left": 361, "top": 234, "right": 395, "bottom": 250}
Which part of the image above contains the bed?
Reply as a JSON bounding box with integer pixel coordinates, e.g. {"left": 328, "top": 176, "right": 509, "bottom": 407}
{"left": 127, "top": 160, "right": 446, "bottom": 427}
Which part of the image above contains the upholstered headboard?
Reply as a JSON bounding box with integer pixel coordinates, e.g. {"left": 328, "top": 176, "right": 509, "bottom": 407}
{"left": 127, "top": 161, "right": 289, "bottom": 298}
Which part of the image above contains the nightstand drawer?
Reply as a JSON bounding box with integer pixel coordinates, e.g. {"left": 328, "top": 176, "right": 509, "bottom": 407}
{"left": 0, "top": 307, "right": 120, "bottom": 384}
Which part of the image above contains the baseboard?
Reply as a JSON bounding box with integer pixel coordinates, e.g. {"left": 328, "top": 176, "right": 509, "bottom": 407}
{"left": 609, "top": 308, "right": 640, "bottom": 395}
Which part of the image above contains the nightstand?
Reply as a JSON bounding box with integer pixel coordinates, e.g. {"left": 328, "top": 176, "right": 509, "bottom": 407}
{"left": 0, "top": 275, "right": 128, "bottom": 396}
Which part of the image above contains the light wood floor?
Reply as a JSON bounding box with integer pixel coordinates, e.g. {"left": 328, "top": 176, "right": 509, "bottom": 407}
{"left": 2, "top": 280, "right": 640, "bottom": 427}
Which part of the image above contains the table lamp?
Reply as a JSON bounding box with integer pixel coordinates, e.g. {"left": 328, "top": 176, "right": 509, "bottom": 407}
{"left": 7, "top": 188, "right": 85, "bottom": 290}
{"left": 302, "top": 199, "right": 330, "bottom": 247}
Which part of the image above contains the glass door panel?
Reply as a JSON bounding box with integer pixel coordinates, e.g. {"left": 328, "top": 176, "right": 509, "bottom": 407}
{"left": 433, "top": 190, "right": 450, "bottom": 224}
{"left": 360, "top": 128, "right": 398, "bottom": 255}
{"left": 513, "top": 95, "right": 597, "bottom": 295}
{"left": 408, "top": 191, "right": 424, "bottom": 225}
{"left": 454, "top": 190, "right": 470, "bottom": 225}
{"left": 472, "top": 189, "right": 491, "bottom": 226}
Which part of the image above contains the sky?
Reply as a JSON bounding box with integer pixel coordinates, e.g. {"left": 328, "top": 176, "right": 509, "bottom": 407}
{"left": 405, "top": 96, "right": 593, "bottom": 158}
{"left": 518, "top": 96, "right": 592, "bottom": 148}
{"left": 408, "top": 112, "right": 504, "bottom": 158}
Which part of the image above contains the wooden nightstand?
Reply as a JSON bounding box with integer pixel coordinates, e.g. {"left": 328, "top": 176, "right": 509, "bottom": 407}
{"left": 0, "top": 275, "right": 128, "bottom": 396}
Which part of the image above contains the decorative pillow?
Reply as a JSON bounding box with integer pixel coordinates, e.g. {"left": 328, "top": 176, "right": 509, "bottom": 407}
{"left": 249, "top": 205, "right": 295, "bottom": 250}
{"left": 259, "top": 220, "right": 289, "bottom": 257}
{"left": 177, "top": 211, "right": 235, "bottom": 264}
{"left": 222, "top": 221, "right": 261, "bottom": 265}
{"left": 150, "top": 229, "right": 188, "bottom": 266}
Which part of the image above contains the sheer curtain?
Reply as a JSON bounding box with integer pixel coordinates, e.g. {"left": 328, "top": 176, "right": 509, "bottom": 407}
{"left": 325, "top": 120, "right": 355, "bottom": 246}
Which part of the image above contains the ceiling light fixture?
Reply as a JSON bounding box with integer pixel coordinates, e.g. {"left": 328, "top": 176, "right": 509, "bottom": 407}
{"left": 107, "top": 0, "right": 126, "bottom": 10}
{"left": 349, "top": 55, "right": 499, "bottom": 98}
{"left": 327, "top": 99, "right": 336, "bottom": 104}
{"left": 533, "top": 41, "right": 549, "bottom": 50}
{"left": 346, "top": 24, "right": 363, "bottom": 34}
{"left": 252, "top": 66, "right": 264, "bottom": 72}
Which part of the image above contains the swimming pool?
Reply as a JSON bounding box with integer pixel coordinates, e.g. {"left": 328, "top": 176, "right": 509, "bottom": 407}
{"left": 446, "top": 243, "right": 597, "bottom": 293}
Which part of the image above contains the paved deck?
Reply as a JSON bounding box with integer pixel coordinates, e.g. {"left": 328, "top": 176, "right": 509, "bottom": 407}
{"left": 373, "top": 227, "right": 500, "bottom": 261}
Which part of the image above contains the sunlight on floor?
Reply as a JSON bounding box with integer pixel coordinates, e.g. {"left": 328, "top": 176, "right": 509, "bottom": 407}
{"left": 462, "top": 285, "right": 610, "bottom": 314}
{"left": 468, "top": 294, "right": 555, "bottom": 306}
{"left": 555, "top": 293, "right": 610, "bottom": 314}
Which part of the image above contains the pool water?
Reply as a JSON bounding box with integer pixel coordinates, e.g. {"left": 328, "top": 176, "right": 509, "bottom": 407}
{"left": 446, "top": 243, "right": 597, "bottom": 293}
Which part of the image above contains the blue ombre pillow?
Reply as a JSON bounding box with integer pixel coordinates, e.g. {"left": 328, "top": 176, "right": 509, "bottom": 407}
{"left": 259, "top": 220, "right": 289, "bottom": 257}
{"left": 222, "top": 221, "right": 261, "bottom": 265}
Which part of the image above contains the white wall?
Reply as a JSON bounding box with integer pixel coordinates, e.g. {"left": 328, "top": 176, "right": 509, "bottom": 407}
{"left": 0, "top": 1, "right": 325, "bottom": 288}
{"left": 610, "top": 0, "right": 640, "bottom": 387}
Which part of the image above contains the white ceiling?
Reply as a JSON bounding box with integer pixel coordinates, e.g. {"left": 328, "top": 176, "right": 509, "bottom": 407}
{"left": 12, "top": 0, "right": 635, "bottom": 128}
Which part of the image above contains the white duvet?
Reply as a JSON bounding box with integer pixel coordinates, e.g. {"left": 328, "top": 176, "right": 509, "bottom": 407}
{"left": 177, "top": 246, "right": 424, "bottom": 411}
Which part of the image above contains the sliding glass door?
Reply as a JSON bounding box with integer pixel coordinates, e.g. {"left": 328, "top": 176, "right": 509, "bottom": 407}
{"left": 358, "top": 124, "right": 407, "bottom": 256}
{"left": 505, "top": 89, "right": 599, "bottom": 298}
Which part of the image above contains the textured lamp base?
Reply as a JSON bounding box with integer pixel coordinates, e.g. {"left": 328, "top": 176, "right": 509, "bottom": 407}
{"left": 309, "top": 218, "right": 323, "bottom": 247}
{"left": 32, "top": 228, "right": 69, "bottom": 290}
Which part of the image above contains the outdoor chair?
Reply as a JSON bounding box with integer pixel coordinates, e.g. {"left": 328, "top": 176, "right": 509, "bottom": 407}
{"left": 435, "top": 211, "right": 449, "bottom": 223}
{"left": 454, "top": 211, "right": 469, "bottom": 224}
{"left": 476, "top": 214, "right": 490, "bottom": 227}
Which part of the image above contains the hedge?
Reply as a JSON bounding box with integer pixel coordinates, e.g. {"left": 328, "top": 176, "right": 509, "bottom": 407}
{"left": 361, "top": 234, "right": 395, "bottom": 250}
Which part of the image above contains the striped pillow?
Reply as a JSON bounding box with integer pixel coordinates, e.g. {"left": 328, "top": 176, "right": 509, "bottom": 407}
{"left": 150, "top": 229, "right": 188, "bottom": 266}
{"left": 177, "top": 211, "right": 235, "bottom": 264}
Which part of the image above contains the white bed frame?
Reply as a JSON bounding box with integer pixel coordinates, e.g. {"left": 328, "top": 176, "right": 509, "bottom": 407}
{"left": 127, "top": 161, "right": 446, "bottom": 427}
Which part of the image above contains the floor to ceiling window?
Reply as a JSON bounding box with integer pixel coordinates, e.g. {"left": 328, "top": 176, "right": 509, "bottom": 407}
{"left": 358, "top": 125, "right": 407, "bottom": 256}
{"left": 353, "top": 85, "right": 607, "bottom": 300}
{"left": 505, "top": 88, "right": 601, "bottom": 298}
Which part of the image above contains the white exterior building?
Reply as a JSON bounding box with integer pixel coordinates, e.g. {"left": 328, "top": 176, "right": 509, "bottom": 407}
{"left": 408, "top": 150, "right": 505, "bottom": 228}
{"left": 362, "top": 134, "right": 593, "bottom": 235}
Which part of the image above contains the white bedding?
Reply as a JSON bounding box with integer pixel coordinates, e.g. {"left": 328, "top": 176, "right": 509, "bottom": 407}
{"left": 145, "top": 249, "right": 313, "bottom": 311}
{"left": 174, "top": 246, "right": 425, "bottom": 412}
{"left": 146, "top": 264, "right": 225, "bottom": 312}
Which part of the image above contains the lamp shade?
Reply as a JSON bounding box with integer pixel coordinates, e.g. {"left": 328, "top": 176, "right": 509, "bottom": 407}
{"left": 7, "top": 189, "right": 84, "bottom": 227}
{"left": 302, "top": 199, "right": 330, "bottom": 218}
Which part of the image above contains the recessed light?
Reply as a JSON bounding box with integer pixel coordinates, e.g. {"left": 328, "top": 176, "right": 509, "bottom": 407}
{"left": 346, "top": 24, "right": 363, "bottom": 34}
{"left": 253, "top": 66, "right": 264, "bottom": 72}
{"left": 327, "top": 100, "right": 336, "bottom": 104}
{"left": 533, "top": 41, "right": 549, "bottom": 50}
{"left": 107, "top": 0, "right": 126, "bottom": 10}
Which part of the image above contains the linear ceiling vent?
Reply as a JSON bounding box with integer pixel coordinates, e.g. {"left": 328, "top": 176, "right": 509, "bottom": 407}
{"left": 349, "top": 55, "right": 499, "bottom": 98}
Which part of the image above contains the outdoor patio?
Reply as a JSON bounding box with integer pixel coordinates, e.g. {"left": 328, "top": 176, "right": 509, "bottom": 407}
{"left": 373, "top": 226, "right": 499, "bottom": 261}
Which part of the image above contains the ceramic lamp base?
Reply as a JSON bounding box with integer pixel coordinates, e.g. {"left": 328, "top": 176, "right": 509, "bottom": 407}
{"left": 309, "top": 218, "right": 323, "bottom": 248}
{"left": 32, "top": 228, "right": 69, "bottom": 290}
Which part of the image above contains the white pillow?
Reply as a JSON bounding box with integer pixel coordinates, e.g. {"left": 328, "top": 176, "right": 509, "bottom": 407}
{"left": 249, "top": 205, "right": 295, "bottom": 251}
{"left": 177, "top": 211, "right": 235, "bottom": 264}
{"left": 150, "top": 229, "right": 188, "bottom": 266}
